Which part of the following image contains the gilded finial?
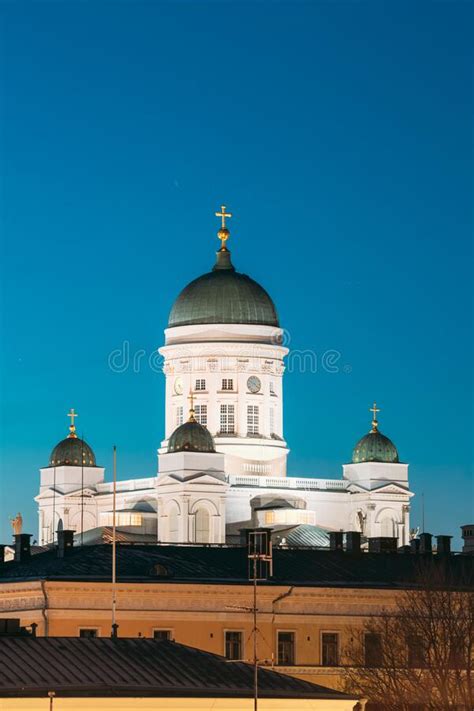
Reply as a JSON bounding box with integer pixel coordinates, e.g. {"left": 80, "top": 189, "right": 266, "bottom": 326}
{"left": 215, "top": 204, "right": 232, "bottom": 251}
{"left": 67, "top": 408, "right": 78, "bottom": 438}
{"left": 187, "top": 391, "right": 196, "bottom": 422}
{"left": 370, "top": 402, "right": 380, "bottom": 433}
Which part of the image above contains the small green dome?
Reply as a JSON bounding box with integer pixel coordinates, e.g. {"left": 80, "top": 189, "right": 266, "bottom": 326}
{"left": 50, "top": 436, "right": 97, "bottom": 467}
{"left": 168, "top": 419, "right": 216, "bottom": 454}
{"left": 168, "top": 249, "right": 279, "bottom": 328}
{"left": 352, "top": 430, "right": 399, "bottom": 464}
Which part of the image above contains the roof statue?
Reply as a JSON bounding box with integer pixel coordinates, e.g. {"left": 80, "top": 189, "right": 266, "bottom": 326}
{"left": 10, "top": 512, "right": 23, "bottom": 535}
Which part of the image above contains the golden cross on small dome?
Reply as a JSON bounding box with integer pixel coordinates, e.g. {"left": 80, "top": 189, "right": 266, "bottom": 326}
{"left": 187, "top": 391, "right": 196, "bottom": 422}
{"left": 215, "top": 205, "right": 232, "bottom": 229}
{"left": 370, "top": 402, "right": 380, "bottom": 432}
{"left": 215, "top": 205, "right": 232, "bottom": 250}
{"left": 67, "top": 408, "right": 78, "bottom": 438}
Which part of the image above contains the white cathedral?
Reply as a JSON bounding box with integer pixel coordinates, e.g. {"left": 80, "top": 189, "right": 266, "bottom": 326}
{"left": 36, "top": 207, "right": 413, "bottom": 548}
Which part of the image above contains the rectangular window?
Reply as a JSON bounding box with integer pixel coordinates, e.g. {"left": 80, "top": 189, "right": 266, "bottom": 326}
{"left": 79, "top": 629, "right": 98, "bottom": 638}
{"left": 101, "top": 512, "right": 143, "bottom": 527}
{"left": 222, "top": 378, "right": 234, "bottom": 390}
{"left": 176, "top": 405, "right": 184, "bottom": 427}
{"left": 225, "top": 631, "right": 243, "bottom": 660}
{"left": 364, "top": 633, "right": 382, "bottom": 668}
{"left": 153, "top": 630, "right": 172, "bottom": 641}
{"left": 220, "top": 404, "right": 235, "bottom": 434}
{"left": 195, "top": 379, "right": 206, "bottom": 391}
{"left": 277, "top": 631, "right": 295, "bottom": 665}
{"left": 247, "top": 405, "right": 259, "bottom": 435}
{"left": 270, "top": 380, "right": 276, "bottom": 395}
{"left": 269, "top": 407, "right": 275, "bottom": 434}
{"left": 321, "top": 632, "right": 339, "bottom": 666}
{"left": 194, "top": 404, "right": 207, "bottom": 426}
{"left": 407, "top": 636, "right": 425, "bottom": 668}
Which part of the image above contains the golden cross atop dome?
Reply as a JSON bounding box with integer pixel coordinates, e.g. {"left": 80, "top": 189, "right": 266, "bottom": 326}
{"left": 67, "top": 408, "right": 78, "bottom": 438}
{"left": 370, "top": 402, "right": 380, "bottom": 432}
{"left": 187, "top": 391, "right": 196, "bottom": 422}
{"left": 215, "top": 205, "right": 232, "bottom": 250}
{"left": 215, "top": 205, "right": 232, "bottom": 229}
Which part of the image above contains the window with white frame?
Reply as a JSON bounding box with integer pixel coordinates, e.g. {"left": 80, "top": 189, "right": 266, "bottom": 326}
{"left": 269, "top": 407, "right": 275, "bottom": 434}
{"left": 321, "top": 632, "right": 339, "bottom": 666}
{"left": 221, "top": 378, "right": 233, "bottom": 391}
{"left": 176, "top": 405, "right": 184, "bottom": 427}
{"left": 247, "top": 405, "right": 259, "bottom": 435}
{"left": 194, "top": 404, "right": 207, "bottom": 426}
{"left": 79, "top": 629, "right": 98, "bottom": 638}
{"left": 220, "top": 404, "right": 235, "bottom": 434}
{"left": 195, "top": 379, "right": 206, "bottom": 391}
{"left": 270, "top": 380, "right": 276, "bottom": 395}
{"left": 153, "top": 629, "right": 172, "bottom": 641}
{"left": 277, "top": 631, "right": 295, "bottom": 665}
{"left": 225, "top": 631, "right": 243, "bottom": 660}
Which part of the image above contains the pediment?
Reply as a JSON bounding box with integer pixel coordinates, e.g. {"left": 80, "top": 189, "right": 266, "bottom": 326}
{"left": 35, "top": 488, "right": 66, "bottom": 501}
{"left": 347, "top": 482, "right": 369, "bottom": 494}
{"left": 65, "top": 487, "right": 98, "bottom": 497}
{"left": 371, "top": 482, "right": 412, "bottom": 495}
{"left": 157, "top": 471, "right": 227, "bottom": 488}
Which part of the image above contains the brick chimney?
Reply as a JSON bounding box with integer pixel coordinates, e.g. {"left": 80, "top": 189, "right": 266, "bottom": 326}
{"left": 14, "top": 534, "right": 32, "bottom": 562}
{"left": 419, "top": 532, "right": 432, "bottom": 554}
{"left": 329, "top": 532, "right": 344, "bottom": 551}
{"left": 436, "top": 535, "right": 452, "bottom": 555}
{"left": 57, "top": 530, "right": 75, "bottom": 558}
{"left": 345, "top": 531, "right": 361, "bottom": 554}
{"left": 461, "top": 525, "right": 474, "bottom": 554}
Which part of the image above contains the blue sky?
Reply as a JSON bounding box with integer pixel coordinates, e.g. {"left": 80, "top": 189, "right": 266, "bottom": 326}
{"left": 0, "top": 1, "right": 472, "bottom": 546}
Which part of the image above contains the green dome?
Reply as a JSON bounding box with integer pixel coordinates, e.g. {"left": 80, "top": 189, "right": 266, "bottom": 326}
{"left": 50, "top": 435, "right": 97, "bottom": 467}
{"left": 168, "top": 419, "right": 216, "bottom": 454}
{"left": 352, "top": 429, "right": 399, "bottom": 464}
{"left": 168, "top": 249, "right": 279, "bottom": 328}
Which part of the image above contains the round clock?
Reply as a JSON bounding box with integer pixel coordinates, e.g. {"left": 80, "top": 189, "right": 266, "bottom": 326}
{"left": 247, "top": 376, "right": 261, "bottom": 393}
{"left": 174, "top": 377, "right": 183, "bottom": 395}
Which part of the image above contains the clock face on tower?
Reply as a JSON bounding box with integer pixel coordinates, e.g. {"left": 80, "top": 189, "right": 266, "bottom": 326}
{"left": 247, "top": 376, "right": 261, "bottom": 393}
{"left": 174, "top": 377, "right": 183, "bottom": 395}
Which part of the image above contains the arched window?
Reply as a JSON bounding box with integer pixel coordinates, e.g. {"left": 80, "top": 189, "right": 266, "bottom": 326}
{"left": 380, "top": 516, "right": 395, "bottom": 537}
{"left": 195, "top": 508, "right": 210, "bottom": 544}
{"left": 152, "top": 564, "right": 169, "bottom": 577}
{"left": 168, "top": 505, "right": 179, "bottom": 542}
{"left": 356, "top": 510, "right": 366, "bottom": 534}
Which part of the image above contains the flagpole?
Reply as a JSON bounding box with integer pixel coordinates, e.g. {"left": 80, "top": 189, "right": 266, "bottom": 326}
{"left": 52, "top": 467, "right": 56, "bottom": 545}
{"left": 81, "top": 433, "right": 84, "bottom": 546}
{"left": 112, "top": 445, "right": 117, "bottom": 636}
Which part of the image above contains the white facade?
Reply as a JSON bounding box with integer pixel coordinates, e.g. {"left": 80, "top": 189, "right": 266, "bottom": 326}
{"left": 159, "top": 323, "right": 289, "bottom": 478}
{"left": 35, "top": 240, "right": 413, "bottom": 548}
{"left": 36, "top": 462, "right": 413, "bottom": 546}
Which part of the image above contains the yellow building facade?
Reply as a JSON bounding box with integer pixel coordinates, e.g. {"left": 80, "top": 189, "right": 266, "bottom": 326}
{"left": 0, "top": 576, "right": 401, "bottom": 691}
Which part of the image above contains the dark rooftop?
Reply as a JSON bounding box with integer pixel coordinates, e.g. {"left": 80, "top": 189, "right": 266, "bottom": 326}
{"left": 0, "top": 542, "right": 472, "bottom": 588}
{"left": 0, "top": 637, "right": 355, "bottom": 700}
